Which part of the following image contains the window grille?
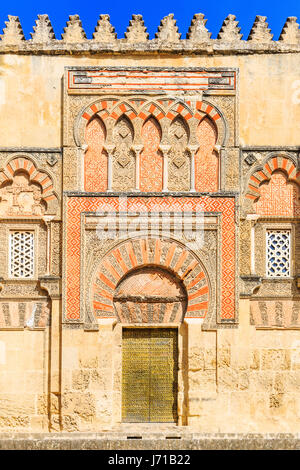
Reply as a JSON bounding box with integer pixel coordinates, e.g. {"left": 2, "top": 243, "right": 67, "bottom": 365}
{"left": 266, "top": 230, "right": 291, "bottom": 277}
{"left": 9, "top": 231, "right": 34, "bottom": 278}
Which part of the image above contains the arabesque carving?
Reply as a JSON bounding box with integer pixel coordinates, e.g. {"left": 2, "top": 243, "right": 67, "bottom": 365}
{"left": 168, "top": 117, "right": 190, "bottom": 191}
{"left": 279, "top": 17, "right": 300, "bottom": 44}
{"left": 0, "top": 172, "right": 45, "bottom": 216}
{"left": 112, "top": 116, "right": 135, "bottom": 191}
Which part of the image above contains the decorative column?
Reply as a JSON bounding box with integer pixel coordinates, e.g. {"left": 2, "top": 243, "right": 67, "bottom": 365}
{"left": 161, "top": 145, "right": 170, "bottom": 192}
{"left": 106, "top": 146, "right": 114, "bottom": 192}
{"left": 79, "top": 145, "right": 87, "bottom": 191}
{"left": 43, "top": 216, "right": 54, "bottom": 276}
{"left": 134, "top": 145, "right": 142, "bottom": 191}
{"left": 189, "top": 146, "right": 198, "bottom": 192}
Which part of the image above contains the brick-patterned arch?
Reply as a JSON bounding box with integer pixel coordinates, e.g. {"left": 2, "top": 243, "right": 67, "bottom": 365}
{"left": 82, "top": 99, "right": 110, "bottom": 122}
{"left": 245, "top": 155, "right": 300, "bottom": 201}
{"left": 0, "top": 156, "right": 57, "bottom": 212}
{"left": 92, "top": 237, "right": 210, "bottom": 322}
{"left": 138, "top": 101, "right": 166, "bottom": 121}
{"left": 75, "top": 98, "right": 138, "bottom": 147}
{"left": 166, "top": 101, "right": 193, "bottom": 122}
{"left": 110, "top": 101, "right": 137, "bottom": 121}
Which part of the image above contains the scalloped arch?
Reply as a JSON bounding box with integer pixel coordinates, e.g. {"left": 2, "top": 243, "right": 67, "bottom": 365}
{"left": 75, "top": 97, "right": 227, "bottom": 147}
{"left": 0, "top": 155, "right": 58, "bottom": 215}
{"left": 245, "top": 154, "right": 300, "bottom": 201}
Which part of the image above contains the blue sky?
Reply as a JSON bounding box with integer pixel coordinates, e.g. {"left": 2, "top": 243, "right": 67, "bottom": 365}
{"left": 0, "top": 0, "right": 299, "bottom": 40}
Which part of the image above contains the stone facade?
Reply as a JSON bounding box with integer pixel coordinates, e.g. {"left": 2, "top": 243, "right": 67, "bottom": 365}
{"left": 0, "top": 13, "right": 300, "bottom": 440}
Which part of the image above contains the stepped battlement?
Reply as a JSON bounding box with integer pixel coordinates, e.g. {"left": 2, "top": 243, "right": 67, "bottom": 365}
{"left": 0, "top": 13, "right": 300, "bottom": 54}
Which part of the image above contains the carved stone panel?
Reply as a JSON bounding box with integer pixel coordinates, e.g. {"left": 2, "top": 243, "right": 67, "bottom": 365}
{"left": 112, "top": 116, "right": 135, "bottom": 191}
{"left": 168, "top": 117, "right": 190, "bottom": 191}
{"left": 140, "top": 118, "right": 163, "bottom": 192}
{"left": 195, "top": 117, "right": 218, "bottom": 192}
{"left": 85, "top": 116, "right": 107, "bottom": 192}
{"left": 0, "top": 172, "right": 45, "bottom": 216}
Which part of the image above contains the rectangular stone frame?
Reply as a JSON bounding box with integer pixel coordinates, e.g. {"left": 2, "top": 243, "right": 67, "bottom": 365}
{"left": 62, "top": 194, "right": 237, "bottom": 325}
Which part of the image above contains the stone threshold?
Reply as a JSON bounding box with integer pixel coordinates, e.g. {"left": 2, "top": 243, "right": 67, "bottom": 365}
{"left": 0, "top": 433, "right": 300, "bottom": 450}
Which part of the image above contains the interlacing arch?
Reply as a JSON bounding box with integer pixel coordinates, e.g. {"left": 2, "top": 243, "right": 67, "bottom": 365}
{"left": 0, "top": 156, "right": 58, "bottom": 214}
{"left": 245, "top": 154, "right": 300, "bottom": 201}
{"left": 76, "top": 96, "right": 226, "bottom": 147}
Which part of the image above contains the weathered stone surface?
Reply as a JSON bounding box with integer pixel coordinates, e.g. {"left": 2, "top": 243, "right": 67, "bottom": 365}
{"left": 125, "top": 15, "right": 149, "bottom": 42}
{"left": 279, "top": 17, "right": 300, "bottom": 44}
{"left": 248, "top": 16, "right": 273, "bottom": 42}
{"left": 217, "top": 15, "right": 242, "bottom": 42}
{"left": 30, "top": 14, "right": 55, "bottom": 43}
{"left": 0, "top": 15, "right": 25, "bottom": 44}
{"left": 92, "top": 15, "right": 117, "bottom": 42}
{"left": 0, "top": 10, "right": 300, "bottom": 440}
{"left": 62, "top": 15, "right": 87, "bottom": 43}
{"left": 155, "top": 14, "right": 181, "bottom": 42}
{"left": 186, "top": 13, "right": 211, "bottom": 42}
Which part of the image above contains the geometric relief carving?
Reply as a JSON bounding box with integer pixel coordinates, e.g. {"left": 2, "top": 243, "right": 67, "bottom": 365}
{"left": 112, "top": 116, "right": 135, "bottom": 191}
{"left": 266, "top": 230, "right": 291, "bottom": 277}
{"left": 0, "top": 156, "right": 58, "bottom": 215}
{"left": 85, "top": 116, "right": 107, "bottom": 192}
{"left": 9, "top": 231, "right": 34, "bottom": 278}
{"left": 0, "top": 172, "right": 45, "bottom": 216}
{"left": 254, "top": 171, "right": 300, "bottom": 217}
{"left": 140, "top": 117, "right": 162, "bottom": 192}
{"left": 250, "top": 300, "right": 300, "bottom": 328}
{"left": 65, "top": 196, "right": 235, "bottom": 322}
{"left": 168, "top": 117, "right": 190, "bottom": 191}
{"left": 0, "top": 300, "right": 50, "bottom": 329}
{"left": 195, "top": 117, "right": 218, "bottom": 192}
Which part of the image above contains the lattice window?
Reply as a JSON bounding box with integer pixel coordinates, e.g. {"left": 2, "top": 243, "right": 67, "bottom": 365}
{"left": 266, "top": 230, "right": 291, "bottom": 277}
{"left": 9, "top": 231, "right": 34, "bottom": 278}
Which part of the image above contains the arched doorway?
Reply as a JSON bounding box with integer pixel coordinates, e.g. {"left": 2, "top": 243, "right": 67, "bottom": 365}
{"left": 114, "top": 266, "right": 187, "bottom": 423}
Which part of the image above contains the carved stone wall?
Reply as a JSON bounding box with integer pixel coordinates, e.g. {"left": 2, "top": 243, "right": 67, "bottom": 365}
{"left": 195, "top": 117, "right": 218, "bottom": 192}
{"left": 85, "top": 116, "right": 107, "bottom": 192}
{"left": 112, "top": 116, "right": 135, "bottom": 191}
{"left": 140, "top": 118, "right": 162, "bottom": 192}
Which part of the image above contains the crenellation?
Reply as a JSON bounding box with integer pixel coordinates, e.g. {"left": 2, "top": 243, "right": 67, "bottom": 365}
{"left": 279, "top": 16, "right": 300, "bottom": 44}
{"left": 124, "top": 14, "right": 149, "bottom": 42}
{"left": 217, "top": 14, "right": 243, "bottom": 42}
{"left": 0, "top": 15, "right": 25, "bottom": 44}
{"left": 62, "top": 14, "right": 87, "bottom": 43}
{"left": 155, "top": 14, "right": 181, "bottom": 43}
{"left": 186, "top": 13, "right": 211, "bottom": 42}
{"left": 92, "top": 14, "right": 117, "bottom": 42}
{"left": 30, "top": 14, "right": 55, "bottom": 43}
{"left": 248, "top": 15, "right": 273, "bottom": 43}
{"left": 1, "top": 14, "right": 300, "bottom": 49}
